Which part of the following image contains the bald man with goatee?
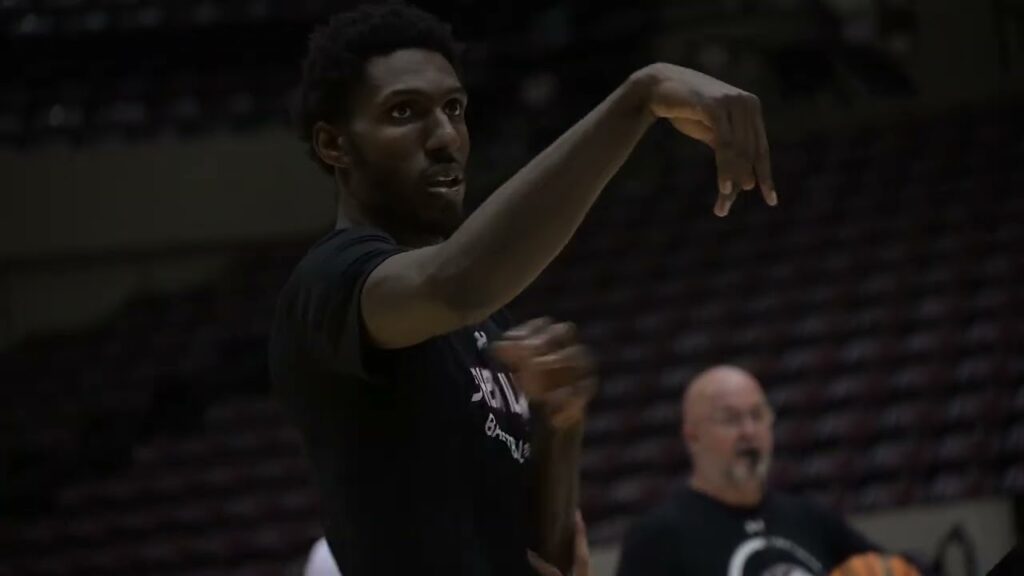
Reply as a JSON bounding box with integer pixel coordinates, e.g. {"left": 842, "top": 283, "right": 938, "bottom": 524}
{"left": 616, "top": 365, "right": 878, "bottom": 576}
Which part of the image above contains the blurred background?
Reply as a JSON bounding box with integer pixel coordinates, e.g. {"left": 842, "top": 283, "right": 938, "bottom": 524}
{"left": 1, "top": 0, "right": 1022, "bottom": 574}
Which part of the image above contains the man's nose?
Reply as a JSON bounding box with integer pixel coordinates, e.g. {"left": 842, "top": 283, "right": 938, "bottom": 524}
{"left": 425, "top": 110, "right": 460, "bottom": 156}
{"left": 739, "top": 416, "right": 759, "bottom": 439}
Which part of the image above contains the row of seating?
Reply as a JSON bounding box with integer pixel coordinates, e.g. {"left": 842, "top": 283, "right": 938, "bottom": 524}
{"left": 1, "top": 95, "right": 1021, "bottom": 573}
{"left": 3, "top": 0, "right": 356, "bottom": 34}
{"left": 509, "top": 98, "right": 1022, "bottom": 537}
{"left": 1, "top": 397, "right": 317, "bottom": 575}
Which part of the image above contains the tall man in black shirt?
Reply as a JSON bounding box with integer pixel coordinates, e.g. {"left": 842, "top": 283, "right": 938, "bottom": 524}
{"left": 269, "top": 2, "right": 777, "bottom": 575}
{"left": 617, "top": 366, "right": 877, "bottom": 576}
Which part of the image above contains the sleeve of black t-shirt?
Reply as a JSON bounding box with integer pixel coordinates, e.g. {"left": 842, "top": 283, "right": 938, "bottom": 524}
{"left": 808, "top": 499, "right": 880, "bottom": 565}
{"left": 615, "top": 512, "right": 681, "bottom": 576}
{"left": 290, "top": 227, "right": 405, "bottom": 378}
{"left": 492, "top": 307, "right": 517, "bottom": 332}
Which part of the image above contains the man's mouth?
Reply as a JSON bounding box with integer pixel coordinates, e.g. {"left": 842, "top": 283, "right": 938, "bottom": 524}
{"left": 426, "top": 173, "right": 464, "bottom": 193}
{"left": 424, "top": 164, "right": 465, "bottom": 195}
{"left": 738, "top": 448, "right": 761, "bottom": 467}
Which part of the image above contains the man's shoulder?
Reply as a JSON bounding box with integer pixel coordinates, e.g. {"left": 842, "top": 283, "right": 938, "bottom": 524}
{"left": 270, "top": 227, "right": 399, "bottom": 336}
{"left": 765, "top": 489, "right": 819, "bottom": 513}
{"left": 764, "top": 488, "right": 818, "bottom": 506}
{"left": 765, "top": 488, "right": 803, "bottom": 505}
{"left": 302, "top": 226, "right": 397, "bottom": 263}
{"left": 284, "top": 226, "right": 399, "bottom": 285}
{"left": 766, "top": 490, "right": 847, "bottom": 526}
{"left": 618, "top": 488, "right": 695, "bottom": 562}
{"left": 321, "top": 225, "right": 396, "bottom": 245}
{"left": 628, "top": 485, "right": 694, "bottom": 533}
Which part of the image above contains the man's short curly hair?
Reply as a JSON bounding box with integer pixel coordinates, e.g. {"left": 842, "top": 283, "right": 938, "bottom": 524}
{"left": 294, "top": 1, "right": 463, "bottom": 173}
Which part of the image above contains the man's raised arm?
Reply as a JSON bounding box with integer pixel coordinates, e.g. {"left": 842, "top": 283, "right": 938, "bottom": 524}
{"left": 363, "top": 64, "right": 776, "bottom": 349}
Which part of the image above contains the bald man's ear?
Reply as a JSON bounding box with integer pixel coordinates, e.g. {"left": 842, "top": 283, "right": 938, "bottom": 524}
{"left": 682, "top": 420, "right": 699, "bottom": 449}
{"left": 313, "top": 120, "right": 351, "bottom": 170}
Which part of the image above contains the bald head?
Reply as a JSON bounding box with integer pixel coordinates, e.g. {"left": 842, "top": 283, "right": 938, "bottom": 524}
{"left": 682, "top": 365, "right": 774, "bottom": 506}
{"left": 683, "top": 365, "right": 764, "bottom": 426}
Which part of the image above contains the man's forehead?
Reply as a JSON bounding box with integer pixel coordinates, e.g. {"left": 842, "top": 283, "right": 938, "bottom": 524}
{"left": 709, "top": 388, "right": 769, "bottom": 411}
{"left": 686, "top": 368, "right": 768, "bottom": 415}
{"left": 362, "top": 48, "right": 463, "bottom": 97}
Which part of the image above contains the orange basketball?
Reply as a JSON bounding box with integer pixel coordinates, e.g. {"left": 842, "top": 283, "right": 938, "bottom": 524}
{"left": 829, "top": 552, "right": 921, "bottom": 576}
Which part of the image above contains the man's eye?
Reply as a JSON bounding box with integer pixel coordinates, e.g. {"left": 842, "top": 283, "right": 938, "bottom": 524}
{"left": 445, "top": 99, "right": 464, "bottom": 117}
{"left": 391, "top": 105, "right": 413, "bottom": 119}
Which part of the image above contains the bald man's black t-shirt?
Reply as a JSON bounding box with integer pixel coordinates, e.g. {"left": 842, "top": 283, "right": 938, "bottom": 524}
{"left": 268, "top": 227, "right": 533, "bottom": 576}
{"left": 617, "top": 485, "right": 877, "bottom": 576}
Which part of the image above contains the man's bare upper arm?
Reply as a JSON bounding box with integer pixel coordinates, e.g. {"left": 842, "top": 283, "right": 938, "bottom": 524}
{"left": 359, "top": 245, "right": 473, "bottom": 349}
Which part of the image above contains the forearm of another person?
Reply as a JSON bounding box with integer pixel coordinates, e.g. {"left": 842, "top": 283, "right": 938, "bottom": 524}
{"left": 530, "top": 416, "right": 585, "bottom": 573}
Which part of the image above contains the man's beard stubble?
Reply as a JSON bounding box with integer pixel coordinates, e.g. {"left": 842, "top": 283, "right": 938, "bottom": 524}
{"left": 349, "top": 152, "right": 465, "bottom": 242}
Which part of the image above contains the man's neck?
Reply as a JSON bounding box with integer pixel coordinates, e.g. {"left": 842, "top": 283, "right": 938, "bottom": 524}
{"left": 335, "top": 212, "right": 441, "bottom": 247}
{"left": 334, "top": 181, "right": 371, "bottom": 231}
{"left": 689, "top": 474, "right": 763, "bottom": 508}
{"left": 334, "top": 189, "right": 442, "bottom": 248}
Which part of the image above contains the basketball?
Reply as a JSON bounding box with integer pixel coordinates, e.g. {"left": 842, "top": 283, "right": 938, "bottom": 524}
{"left": 830, "top": 552, "right": 921, "bottom": 576}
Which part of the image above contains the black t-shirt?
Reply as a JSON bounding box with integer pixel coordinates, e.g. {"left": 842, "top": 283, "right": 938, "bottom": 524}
{"left": 616, "top": 484, "right": 877, "bottom": 576}
{"left": 268, "top": 227, "right": 534, "bottom": 576}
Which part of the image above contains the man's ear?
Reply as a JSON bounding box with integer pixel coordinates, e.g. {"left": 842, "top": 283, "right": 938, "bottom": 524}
{"left": 313, "top": 120, "right": 351, "bottom": 169}
{"left": 682, "top": 420, "right": 698, "bottom": 449}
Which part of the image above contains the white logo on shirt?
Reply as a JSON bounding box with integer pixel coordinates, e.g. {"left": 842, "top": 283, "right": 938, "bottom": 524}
{"left": 484, "top": 412, "right": 530, "bottom": 464}
{"left": 474, "top": 330, "right": 488, "bottom": 350}
{"left": 727, "top": 535, "right": 823, "bottom": 576}
{"left": 745, "top": 519, "right": 766, "bottom": 534}
{"left": 469, "top": 367, "right": 529, "bottom": 417}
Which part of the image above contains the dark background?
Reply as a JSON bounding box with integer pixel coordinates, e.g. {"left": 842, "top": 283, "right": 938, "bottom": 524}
{"left": 1, "top": 1, "right": 1022, "bottom": 574}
